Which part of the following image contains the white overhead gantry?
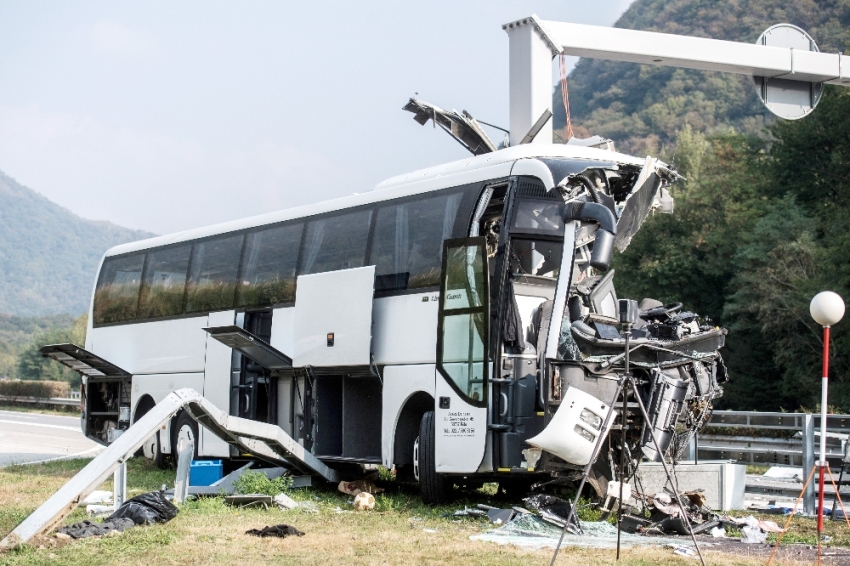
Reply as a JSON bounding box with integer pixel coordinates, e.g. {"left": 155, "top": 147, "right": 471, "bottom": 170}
{"left": 504, "top": 14, "right": 850, "bottom": 144}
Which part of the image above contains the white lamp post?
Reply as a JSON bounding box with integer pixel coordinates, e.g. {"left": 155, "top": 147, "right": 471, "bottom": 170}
{"left": 809, "top": 291, "right": 845, "bottom": 543}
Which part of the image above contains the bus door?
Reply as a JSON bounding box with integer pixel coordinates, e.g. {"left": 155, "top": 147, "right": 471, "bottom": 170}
{"left": 235, "top": 309, "right": 278, "bottom": 424}
{"left": 491, "top": 194, "right": 566, "bottom": 469}
{"left": 434, "top": 238, "right": 489, "bottom": 473}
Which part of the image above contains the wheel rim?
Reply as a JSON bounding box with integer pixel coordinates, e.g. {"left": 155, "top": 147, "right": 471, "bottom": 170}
{"left": 177, "top": 424, "right": 195, "bottom": 454}
{"left": 413, "top": 436, "right": 420, "bottom": 482}
{"left": 142, "top": 433, "right": 158, "bottom": 459}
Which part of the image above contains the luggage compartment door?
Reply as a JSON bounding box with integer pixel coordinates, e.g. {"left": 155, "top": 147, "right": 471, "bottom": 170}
{"left": 293, "top": 266, "right": 375, "bottom": 367}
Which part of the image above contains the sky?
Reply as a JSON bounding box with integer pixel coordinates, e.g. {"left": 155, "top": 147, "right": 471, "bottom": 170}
{"left": 0, "top": 1, "right": 634, "bottom": 235}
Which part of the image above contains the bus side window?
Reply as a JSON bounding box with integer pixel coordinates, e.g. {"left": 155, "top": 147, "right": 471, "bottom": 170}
{"left": 236, "top": 222, "right": 303, "bottom": 308}
{"left": 299, "top": 209, "right": 372, "bottom": 276}
{"left": 185, "top": 233, "right": 244, "bottom": 313}
{"left": 93, "top": 253, "right": 146, "bottom": 325}
{"left": 371, "top": 192, "right": 463, "bottom": 293}
{"left": 138, "top": 244, "right": 192, "bottom": 320}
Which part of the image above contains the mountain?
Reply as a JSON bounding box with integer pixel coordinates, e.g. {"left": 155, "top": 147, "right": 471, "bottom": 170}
{"left": 554, "top": 0, "right": 850, "bottom": 155}
{"left": 0, "top": 170, "right": 154, "bottom": 317}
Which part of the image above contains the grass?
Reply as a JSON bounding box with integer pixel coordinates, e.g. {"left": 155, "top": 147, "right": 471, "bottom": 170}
{"left": 0, "top": 403, "right": 79, "bottom": 416}
{"left": 0, "top": 457, "right": 843, "bottom": 566}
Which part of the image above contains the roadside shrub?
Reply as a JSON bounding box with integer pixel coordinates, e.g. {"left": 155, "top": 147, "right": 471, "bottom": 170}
{"left": 232, "top": 469, "right": 292, "bottom": 495}
{"left": 0, "top": 380, "right": 70, "bottom": 398}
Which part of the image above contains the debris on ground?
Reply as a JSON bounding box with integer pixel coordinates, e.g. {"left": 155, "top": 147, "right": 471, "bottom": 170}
{"left": 273, "top": 492, "right": 298, "bottom": 510}
{"left": 666, "top": 543, "right": 698, "bottom": 558}
{"left": 337, "top": 472, "right": 384, "bottom": 496}
{"left": 245, "top": 524, "right": 305, "bottom": 538}
{"left": 353, "top": 492, "right": 375, "bottom": 511}
{"left": 108, "top": 491, "right": 178, "bottom": 525}
{"left": 447, "top": 507, "right": 488, "bottom": 519}
{"left": 523, "top": 494, "right": 579, "bottom": 532}
{"left": 224, "top": 494, "right": 273, "bottom": 509}
{"left": 710, "top": 526, "right": 726, "bottom": 538}
{"left": 56, "top": 518, "right": 135, "bottom": 539}
{"left": 470, "top": 513, "right": 693, "bottom": 551}
{"left": 476, "top": 504, "right": 514, "bottom": 525}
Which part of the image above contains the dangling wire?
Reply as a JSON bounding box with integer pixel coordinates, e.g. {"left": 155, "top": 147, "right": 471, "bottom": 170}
{"left": 559, "top": 53, "right": 574, "bottom": 140}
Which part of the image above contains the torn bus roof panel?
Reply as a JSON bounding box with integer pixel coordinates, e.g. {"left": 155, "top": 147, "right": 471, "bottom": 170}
{"left": 402, "top": 98, "right": 497, "bottom": 155}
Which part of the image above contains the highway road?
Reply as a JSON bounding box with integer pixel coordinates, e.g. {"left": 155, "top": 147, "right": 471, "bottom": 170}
{"left": 0, "top": 409, "right": 103, "bottom": 466}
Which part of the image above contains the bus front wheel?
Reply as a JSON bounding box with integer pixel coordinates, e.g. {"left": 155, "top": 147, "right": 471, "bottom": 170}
{"left": 416, "top": 411, "right": 450, "bottom": 504}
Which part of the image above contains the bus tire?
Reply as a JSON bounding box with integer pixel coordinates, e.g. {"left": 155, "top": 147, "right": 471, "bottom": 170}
{"left": 172, "top": 411, "right": 199, "bottom": 471}
{"left": 136, "top": 398, "right": 170, "bottom": 470}
{"left": 417, "top": 411, "right": 450, "bottom": 504}
{"left": 142, "top": 430, "right": 170, "bottom": 470}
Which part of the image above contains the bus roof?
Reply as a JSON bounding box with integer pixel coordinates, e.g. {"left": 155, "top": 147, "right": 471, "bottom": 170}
{"left": 104, "top": 143, "right": 647, "bottom": 257}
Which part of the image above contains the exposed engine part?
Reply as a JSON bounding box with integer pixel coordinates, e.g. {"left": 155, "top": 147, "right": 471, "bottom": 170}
{"left": 640, "top": 369, "right": 690, "bottom": 462}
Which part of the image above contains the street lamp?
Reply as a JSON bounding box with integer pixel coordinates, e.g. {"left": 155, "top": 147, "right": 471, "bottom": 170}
{"left": 809, "top": 291, "right": 845, "bottom": 545}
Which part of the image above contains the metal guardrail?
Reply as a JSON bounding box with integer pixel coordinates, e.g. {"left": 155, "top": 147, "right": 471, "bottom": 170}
{"left": 0, "top": 395, "right": 79, "bottom": 408}
{"left": 696, "top": 410, "right": 850, "bottom": 513}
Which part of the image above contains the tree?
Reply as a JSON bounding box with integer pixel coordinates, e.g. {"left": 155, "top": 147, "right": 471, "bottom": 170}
{"left": 16, "top": 314, "right": 87, "bottom": 387}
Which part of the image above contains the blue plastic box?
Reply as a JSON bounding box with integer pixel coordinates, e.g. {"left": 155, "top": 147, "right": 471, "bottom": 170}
{"left": 189, "top": 460, "right": 223, "bottom": 486}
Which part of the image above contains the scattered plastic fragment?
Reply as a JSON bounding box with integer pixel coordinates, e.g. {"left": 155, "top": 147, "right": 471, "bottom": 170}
{"left": 273, "top": 492, "right": 298, "bottom": 510}
{"left": 710, "top": 526, "right": 726, "bottom": 538}
{"left": 666, "top": 543, "right": 697, "bottom": 558}
{"left": 245, "top": 524, "right": 304, "bottom": 538}
{"left": 757, "top": 520, "right": 784, "bottom": 533}
{"left": 741, "top": 525, "right": 767, "bottom": 544}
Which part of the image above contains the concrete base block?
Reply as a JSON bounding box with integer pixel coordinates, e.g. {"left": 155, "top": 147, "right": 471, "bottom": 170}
{"left": 631, "top": 460, "right": 746, "bottom": 511}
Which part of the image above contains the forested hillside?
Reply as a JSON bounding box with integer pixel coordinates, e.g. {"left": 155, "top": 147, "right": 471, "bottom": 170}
{"left": 551, "top": 0, "right": 850, "bottom": 412}
{"left": 555, "top": 0, "right": 850, "bottom": 155}
{"left": 0, "top": 170, "right": 154, "bottom": 317}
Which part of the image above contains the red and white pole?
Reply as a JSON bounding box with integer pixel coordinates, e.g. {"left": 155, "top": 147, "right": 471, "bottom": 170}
{"left": 810, "top": 291, "right": 845, "bottom": 548}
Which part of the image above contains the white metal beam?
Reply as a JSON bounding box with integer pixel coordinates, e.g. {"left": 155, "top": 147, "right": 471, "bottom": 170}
{"left": 505, "top": 17, "right": 555, "bottom": 146}
{"left": 540, "top": 20, "right": 849, "bottom": 86}
{"left": 503, "top": 15, "right": 850, "bottom": 141}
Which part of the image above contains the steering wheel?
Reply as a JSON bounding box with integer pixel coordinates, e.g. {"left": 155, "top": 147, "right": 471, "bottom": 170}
{"left": 641, "top": 302, "right": 683, "bottom": 321}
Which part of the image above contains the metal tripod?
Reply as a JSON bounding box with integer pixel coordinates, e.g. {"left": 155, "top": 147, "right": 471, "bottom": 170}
{"left": 549, "top": 326, "right": 706, "bottom": 566}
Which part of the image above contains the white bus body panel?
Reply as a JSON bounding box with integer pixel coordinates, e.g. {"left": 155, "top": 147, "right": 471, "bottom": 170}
{"left": 131, "top": 372, "right": 204, "bottom": 453}
{"left": 202, "top": 310, "right": 236, "bottom": 457}
{"left": 372, "top": 292, "right": 439, "bottom": 365}
{"left": 434, "top": 372, "right": 487, "bottom": 473}
{"left": 90, "top": 316, "right": 208, "bottom": 375}
{"left": 293, "top": 266, "right": 375, "bottom": 367}
{"left": 270, "top": 306, "right": 296, "bottom": 357}
{"left": 381, "top": 364, "right": 436, "bottom": 467}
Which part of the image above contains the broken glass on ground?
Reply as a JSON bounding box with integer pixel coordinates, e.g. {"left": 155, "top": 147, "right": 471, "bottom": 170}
{"left": 470, "top": 513, "right": 696, "bottom": 551}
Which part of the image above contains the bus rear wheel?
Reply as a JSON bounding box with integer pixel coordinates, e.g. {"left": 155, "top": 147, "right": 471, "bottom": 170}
{"left": 416, "top": 411, "right": 451, "bottom": 504}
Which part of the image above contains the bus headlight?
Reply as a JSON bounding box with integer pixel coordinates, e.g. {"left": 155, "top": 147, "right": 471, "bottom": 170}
{"left": 580, "top": 408, "right": 603, "bottom": 430}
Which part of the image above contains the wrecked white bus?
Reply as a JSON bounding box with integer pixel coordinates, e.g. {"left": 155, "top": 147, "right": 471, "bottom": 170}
{"left": 44, "top": 137, "right": 726, "bottom": 503}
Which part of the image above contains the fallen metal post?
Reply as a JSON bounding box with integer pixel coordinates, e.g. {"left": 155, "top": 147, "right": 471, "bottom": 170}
{"left": 173, "top": 439, "right": 194, "bottom": 504}
{"left": 2, "top": 387, "right": 339, "bottom": 547}
{"left": 0, "top": 388, "right": 194, "bottom": 548}
{"left": 113, "top": 461, "right": 127, "bottom": 511}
